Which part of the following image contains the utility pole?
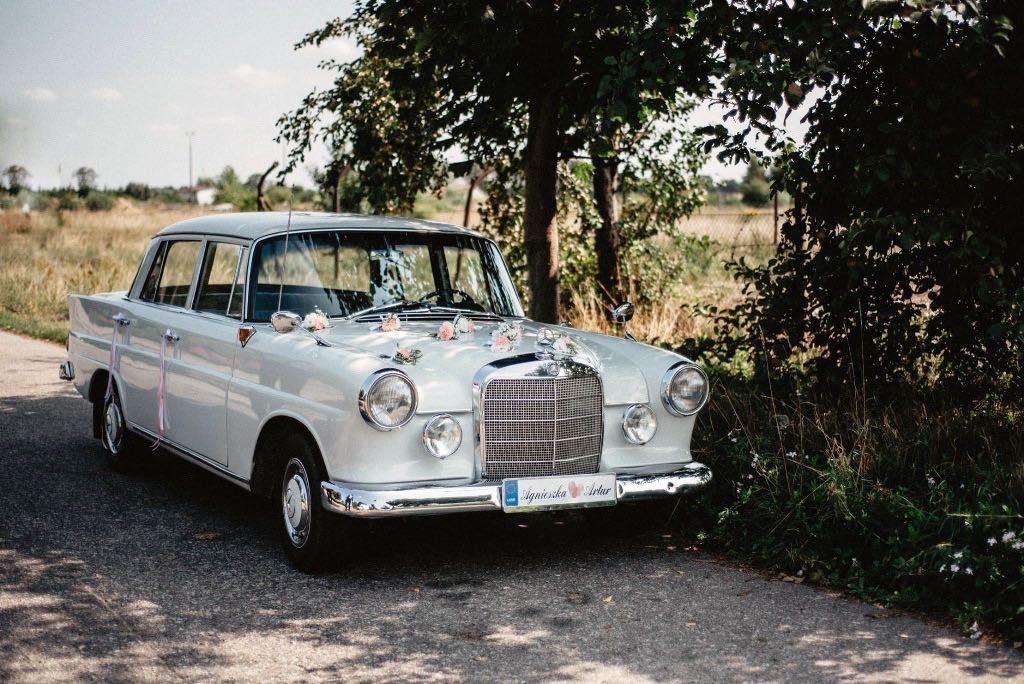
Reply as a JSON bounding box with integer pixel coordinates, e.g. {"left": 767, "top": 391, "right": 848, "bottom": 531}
{"left": 185, "top": 131, "right": 195, "bottom": 202}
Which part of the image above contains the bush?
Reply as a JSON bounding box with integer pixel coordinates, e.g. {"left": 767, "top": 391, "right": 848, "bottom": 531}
{"left": 740, "top": 177, "right": 770, "bottom": 207}
{"left": 84, "top": 191, "right": 114, "bottom": 211}
{"left": 677, "top": 368, "right": 1024, "bottom": 642}
{"left": 56, "top": 193, "right": 82, "bottom": 211}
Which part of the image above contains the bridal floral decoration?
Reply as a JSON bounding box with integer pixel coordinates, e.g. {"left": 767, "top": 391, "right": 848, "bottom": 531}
{"left": 379, "top": 313, "right": 401, "bottom": 332}
{"left": 392, "top": 345, "right": 423, "bottom": 365}
{"left": 454, "top": 314, "right": 476, "bottom": 335}
{"left": 436, "top": 321, "right": 457, "bottom": 341}
{"left": 490, "top": 321, "right": 523, "bottom": 352}
{"left": 552, "top": 335, "right": 579, "bottom": 357}
{"left": 302, "top": 309, "right": 330, "bottom": 332}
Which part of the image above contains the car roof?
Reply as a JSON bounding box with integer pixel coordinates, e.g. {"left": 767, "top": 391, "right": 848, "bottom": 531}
{"left": 155, "top": 211, "right": 483, "bottom": 241}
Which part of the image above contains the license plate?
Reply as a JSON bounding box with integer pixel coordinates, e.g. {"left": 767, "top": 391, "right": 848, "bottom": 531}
{"left": 502, "top": 473, "right": 617, "bottom": 512}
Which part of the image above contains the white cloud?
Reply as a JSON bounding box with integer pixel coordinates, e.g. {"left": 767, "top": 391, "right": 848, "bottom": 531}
{"left": 150, "top": 123, "right": 180, "bottom": 133}
{"left": 89, "top": 87, "right": 123, "bottom": 102}
{"left": 6, "top": 117, "right": 26, "bottom": 128}
{"left": 229, "top": 64, "right": 282, "bottom": 88}
{"left": 25, "top": 87, "right": 57, "bottom": 102}
{"left": 318, "top": 38, "right": 361, "bottom": 62}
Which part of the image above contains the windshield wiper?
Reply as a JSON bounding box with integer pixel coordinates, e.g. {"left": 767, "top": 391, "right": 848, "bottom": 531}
{"left": 345, "top": 300, "right": 428, "bottom": 320}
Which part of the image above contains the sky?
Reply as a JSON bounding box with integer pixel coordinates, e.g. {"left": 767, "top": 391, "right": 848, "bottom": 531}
{"left": 0, "top": 1, "right": 767, "bottom": 192}
{"left": 0, "top": 1, "right": 355, "bottom": 190}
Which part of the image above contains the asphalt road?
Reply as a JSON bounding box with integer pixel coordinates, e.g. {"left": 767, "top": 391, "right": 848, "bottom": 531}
{"left": 1, "top": 330, "right": 1022, "bottom": 683}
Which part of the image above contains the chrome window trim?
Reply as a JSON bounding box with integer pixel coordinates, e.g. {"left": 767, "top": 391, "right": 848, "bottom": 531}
{"left": 660, "top": 361, "right": 710, "bottom": 416}
{"left": 358, "top": 369, "right": 419, "bottom": 431}
{"left": 243, "top": 227, "right": 522, "bottom": 323}
{"left": 128, "top": 235, "right": 251, "bottom": 324}
{"left": 128, "top": 421, "right": 249, "bottom": 487}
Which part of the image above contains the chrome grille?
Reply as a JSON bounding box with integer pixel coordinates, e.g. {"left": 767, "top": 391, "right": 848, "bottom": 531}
{"left": 480, "top": 372, "right": 604, "bottom": 480}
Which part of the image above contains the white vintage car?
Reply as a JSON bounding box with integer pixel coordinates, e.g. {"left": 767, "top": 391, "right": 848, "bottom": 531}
{"left": 63, "top": 213, "right": 711, "bottom": 570}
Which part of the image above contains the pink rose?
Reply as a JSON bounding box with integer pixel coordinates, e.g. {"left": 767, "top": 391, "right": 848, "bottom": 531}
{"left": 493, "top": 334, "right": 511, "bottom": 352}
{"left": 397, "top": 348, "right": 410, "bottom": 359}
{"left": 455, "top": 316, "right": 476, "bottom": 334}
{"left": 437, "top": 322, "right": 456, "bottom": 341}
{"left": 380, "top": 314, "right": 400, "bottom": 332}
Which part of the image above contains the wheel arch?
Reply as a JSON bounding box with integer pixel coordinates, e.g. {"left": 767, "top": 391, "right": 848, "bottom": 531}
{"left": 87, "top": 369, "right": 128, "bottom": 439}
{"left": 250, "top": 413, "right": 327, "bottom": 501}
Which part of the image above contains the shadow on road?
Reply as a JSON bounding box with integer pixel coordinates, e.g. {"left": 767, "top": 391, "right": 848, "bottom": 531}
{"left": 2, "top": 390, "right": 1022, "bottom": 682}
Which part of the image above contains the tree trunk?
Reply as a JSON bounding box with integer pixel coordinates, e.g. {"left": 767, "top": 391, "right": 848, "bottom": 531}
{"left": 523, "top": 91, "right": 560, "bottom": 323}
{"left": 256, "top": 161, "right": 279, "bottom": 212}
{"left": 592, "top": 155, "right": 622, "bottom": 306}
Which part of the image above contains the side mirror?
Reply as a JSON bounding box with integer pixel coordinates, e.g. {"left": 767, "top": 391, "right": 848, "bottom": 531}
{"left": 611, "top": 302, "right": 634, "bottom": 324}
{"left": 271, "top": 311, "right": 302, "bottom": 333}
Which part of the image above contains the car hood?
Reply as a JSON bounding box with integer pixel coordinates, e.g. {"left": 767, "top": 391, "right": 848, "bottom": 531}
{"left": 319, "top": 318, "right": 680, "bottom": 413}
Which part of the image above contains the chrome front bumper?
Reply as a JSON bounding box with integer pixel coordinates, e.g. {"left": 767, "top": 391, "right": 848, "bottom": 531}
{"left": 321, "top": 462, "right": 712, "bottom": 518}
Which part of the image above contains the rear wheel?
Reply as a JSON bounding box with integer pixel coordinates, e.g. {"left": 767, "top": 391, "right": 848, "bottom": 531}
{"left": 98, "top": 385, "right": 147, "bottom": 471}
{"left": 278, "top": 433, "right": 347, "bottom": 572}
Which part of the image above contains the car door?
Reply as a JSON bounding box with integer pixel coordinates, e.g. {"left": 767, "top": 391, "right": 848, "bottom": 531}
{"left": 161, "top": 240, "right": 248, "bottom": 465}
{"left": 118, "top": 238, "right": 203, "bottom": 438}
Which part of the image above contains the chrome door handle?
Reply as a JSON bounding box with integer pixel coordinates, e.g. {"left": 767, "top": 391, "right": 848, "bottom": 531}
{"left": 163, "top": 330, "right": 180, "bottom": 343}
{"left": 113, "top": 313, "right": 131, "bottom": 327}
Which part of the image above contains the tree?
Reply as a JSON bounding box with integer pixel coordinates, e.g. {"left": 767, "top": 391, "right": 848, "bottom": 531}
{"left": 3, "top": 165, "right": 30, "bottom": 194}
{"left": 710, "top": 0, "right": 1024, "bottom": 393}
{"left": 73, "top": 167, "right": 97, "bottom": 196}
{"left": 279, "top": 2, "right": 724, "bottom": 322}
{"left": 740, "top": 160, "right": 770, "bottom": 207}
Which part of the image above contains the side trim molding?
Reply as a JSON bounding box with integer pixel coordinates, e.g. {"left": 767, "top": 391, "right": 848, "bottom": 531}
{"left": 128, "top": 421, "right": 251, "bottom": 489}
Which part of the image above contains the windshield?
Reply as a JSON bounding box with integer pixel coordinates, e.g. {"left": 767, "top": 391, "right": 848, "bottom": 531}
{"left": 249, "top": 230, "right": 523, "bottom": 321}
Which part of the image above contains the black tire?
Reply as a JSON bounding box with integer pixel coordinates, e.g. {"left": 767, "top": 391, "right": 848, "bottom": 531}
{"left": 277, "top": 432, "right": 347, "bottom": 572}
{"left": 97, "top": 384, "right": 148, "bottom": 471}
{"left": 584, "top": 499, "right": 680, "bottom": 538}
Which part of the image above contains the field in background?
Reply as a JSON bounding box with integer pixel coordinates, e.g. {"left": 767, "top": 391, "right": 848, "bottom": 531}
{"left": 0, "top": 204, "right": 772, "bottom": 343}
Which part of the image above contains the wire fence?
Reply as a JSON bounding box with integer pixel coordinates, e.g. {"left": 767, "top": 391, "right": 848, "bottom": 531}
{"left": 677, "top": 208, "right": 782, "bottom": 248}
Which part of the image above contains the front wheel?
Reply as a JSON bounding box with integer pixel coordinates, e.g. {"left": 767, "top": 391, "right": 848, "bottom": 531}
{"left": 278, "top": 434, "right": 347, "bottom": 572}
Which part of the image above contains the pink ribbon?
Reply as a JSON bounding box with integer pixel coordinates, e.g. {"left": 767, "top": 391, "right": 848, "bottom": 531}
{"left": 104, "top": 320, "right": 120, "bottom": 403}
{"left": 157, "top": 332, "right": 168, "bottom": 436}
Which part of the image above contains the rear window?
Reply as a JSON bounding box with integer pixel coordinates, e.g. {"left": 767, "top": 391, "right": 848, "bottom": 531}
{"left": 139, "top": 240, "right": 201, "bottom": 308}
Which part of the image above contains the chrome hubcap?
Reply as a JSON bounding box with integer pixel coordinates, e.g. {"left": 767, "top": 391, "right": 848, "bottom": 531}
{"left": 104, "top": 401, "right": 123, "bottom": 454}
{"left": 282, "top": 459, "right": 311, "bottom": 548}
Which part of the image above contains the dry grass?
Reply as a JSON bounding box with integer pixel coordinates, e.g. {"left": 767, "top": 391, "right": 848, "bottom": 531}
{"left": 0, "top": 204, "right": 761, "bottom": 343}
{"left": 0, "top": 206, "right": 209, "bottom": 340}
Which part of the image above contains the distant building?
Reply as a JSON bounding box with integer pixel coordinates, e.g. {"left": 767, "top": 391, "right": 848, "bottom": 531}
{"left": 179, "top": 185, "right": 216, "bottom": 206}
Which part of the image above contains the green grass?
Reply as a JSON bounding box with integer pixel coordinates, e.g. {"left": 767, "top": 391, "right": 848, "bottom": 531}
{"left": 0, "top": 311, "right": 68, "bottom": 344}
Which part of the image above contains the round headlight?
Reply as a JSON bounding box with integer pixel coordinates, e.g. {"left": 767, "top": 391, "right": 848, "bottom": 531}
{"left": 662, "top": 364, "right": 709, "bottom": 416}
{"left": 422, "top": 414, "right": 462, "bottom": 458}
{"left": 359, "top": 371, "right": 418, "bottom": 430}
{"left": 622, "top": 404, "right": 657, "bottom": 445}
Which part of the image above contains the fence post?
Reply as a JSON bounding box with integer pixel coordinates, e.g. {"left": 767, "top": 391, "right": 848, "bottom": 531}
{"left": 773, "top": 193, "right": 779, "bottom": 246}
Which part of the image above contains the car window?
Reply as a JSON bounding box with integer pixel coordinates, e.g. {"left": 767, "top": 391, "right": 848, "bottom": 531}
{"left": 194, "top": 242, "right": 243, "bottom": 316}
{"left": 384, "top": 244, "right": 434, "bottom": 303}
{"left": 139, "top": 240, "right": 201, "bottom": 307}
{"left": 443, "top": 246, "right": 490, "bottom": 309}
{"left": 249, "top": 231, "right": 523, "bottom": 320}
{"left": 227, "top": 247, "right": 248, "bottom": 318}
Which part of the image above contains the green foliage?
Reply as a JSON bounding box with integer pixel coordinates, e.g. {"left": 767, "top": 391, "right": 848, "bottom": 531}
{"left": 72, "top": 167, "right": 97, "bottom": 196}
{"left": 83, "top": 191, "right": 114, "bottom": 211}
{"left": 212, "top": 166, "right": 257, "bottom": 211}
{"left": 679, "top": 369, "right": 1024, "bottom": 641}
{"left": 705, "top": 1, "right": 1024, "bottom": 396}
{"left": 3, "top": 165, "right": 30, "bottom": 194}
{"left": 56, "top": 192, "right": 82, "bottom": 211}
{"left": 121, "top": 182, "right": 152, "bottom": 201}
